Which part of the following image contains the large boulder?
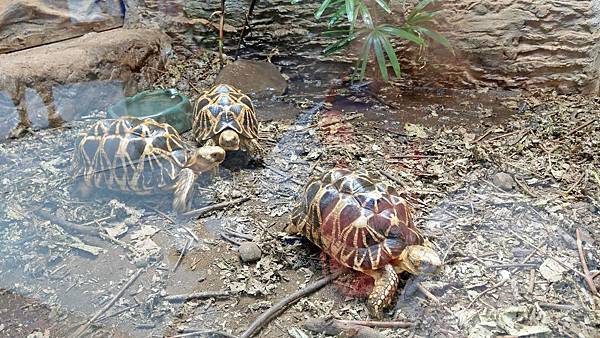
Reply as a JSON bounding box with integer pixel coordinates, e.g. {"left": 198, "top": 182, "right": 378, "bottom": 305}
{"left": 0, "top": 0, "right": 124, "bottom": 53}
{"left": 215, "top": 60, "right": 287, "bottom": 99}
{"left": 0, "top": 28, "right": 171, "bottom": 139}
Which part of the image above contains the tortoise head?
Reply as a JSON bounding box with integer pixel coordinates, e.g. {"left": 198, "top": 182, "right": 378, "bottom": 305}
{"left": 398, "top": 245, "right": 442, "bottom": 275}
{"left": 186, "top": 145, "right": 226, "bottom": 173}
{"left": 218, "top": 129, "right": 240, "bottom": 151}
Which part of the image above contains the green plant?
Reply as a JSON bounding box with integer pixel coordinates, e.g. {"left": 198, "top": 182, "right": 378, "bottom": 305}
{"left": 292, "top": 0, "right": 452, "bottom": 81}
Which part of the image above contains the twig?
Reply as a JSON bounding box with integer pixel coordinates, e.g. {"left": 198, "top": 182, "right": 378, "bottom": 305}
{"left": 169, "top": 331, "right": 237, "bottom": 338}
{"left": 147, "top": 204, "right": 198, "bottom": 243}
{"left": 304, "top": 317, "right": 386, "bottom": 338}
{"left": 514, "top": 178, "right": 537, "bottom": 197}
{"left": 538, "top": 302, "right": 577, "bottom": 311}
{"left": 378, "top": 170, "right": 407, "bottom": 189}
{"left": 467, "top": 247, "right": 538, "bottom": 309}
{"left": 173, "top": 238, "right": 192, "bottom": 272}
{"left": 473, "top": 128, "right": 494, "bottom": 143}
{"left": 97, "top": 304, "right": 139, "bottom": 321}
{"left": 336, "top": 319, "right": 413, "bottom": 328}
{"left": 73, "top": 268, "right": 143, "bottom": 337}
{"left": 218, "top": 0, "right": 225, "bottom": 66}
{"left": 576, "top": 228, "right": 599, "bottom": 295}
{"left": 488, "top": 263, "right": 539, "bottom": 269}
{"left": 297, "top": 114, "right": 361, "bottom": 132}
{"left": 416, "top": 282, "right": 440, "bottom": 303}
{"left": 265, "top": 165, "right": 304, "bottom": 186}
{"left": 34, "top": 210, "right": 97, "bottom": 235}
{"left": 566, "top": 119, "right": 596, "bottom": 136}
{"left": 164, "top": 291, "right": 232, "bottom": 302}
{"left": 240, "top": 272, "right": 342, "bottom": 338}
{"left": 182, "top": 197, "right": 250, "bottom": 218}
{"left": 221, "top": 233, "right": 242, "bottom": 246}
{"left": 509, "top": 229, "right": 587, "bottom": 279}
{"left": 225, "top": 229, "right": 254, "bottom": 241}
{"left": 234, "top": 0, "right": 258, "bottom": 60}
{"left": 563, "top": 173, "right": 585, "bottom": 196}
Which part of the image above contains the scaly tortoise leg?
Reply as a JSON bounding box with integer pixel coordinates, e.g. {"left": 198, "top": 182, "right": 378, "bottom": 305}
{"left": 241, "top": 137, "right": 265, "bottom": 162}
{"left": 172, "top": 168, "right": 198, "bottom": 213}
{"left": 203, "top": 138, "right": 220, "bottom": 177}
{"left": 365, "top": 264, "right": 399, "bottom": 319}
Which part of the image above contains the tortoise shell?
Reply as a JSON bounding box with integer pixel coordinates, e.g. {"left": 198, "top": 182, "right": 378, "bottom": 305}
{"left": 291, "top": 168, "right": 423, "bottom": 272}
{"left": 192, "top": 84, "right": 258, "bottom": 143}
{"left": 72, "top": 117, "right": 191, "bottom": 194}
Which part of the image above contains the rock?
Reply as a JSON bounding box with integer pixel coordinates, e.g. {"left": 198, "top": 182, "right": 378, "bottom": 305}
{"left": 238, "top": 242, "right": 262, "bottom": 263}
{"left": 0, "top": 0, "right": 124, "bottom": 53}
{"left": 214, "top": 60, "right": 287, "bottom": 99}
{"left": 492, "top": 172, "right": 515, "bottom": 190}
{"left": 0, "top": 28, "right": 170, "bottom": 137}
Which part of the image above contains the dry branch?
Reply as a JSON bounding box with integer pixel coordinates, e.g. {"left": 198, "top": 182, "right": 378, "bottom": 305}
{"left": 182, "top": 197, "right": 251, "bottom": 218}
{"left": 240, "top": 272, "right": 342, "bottom": 338}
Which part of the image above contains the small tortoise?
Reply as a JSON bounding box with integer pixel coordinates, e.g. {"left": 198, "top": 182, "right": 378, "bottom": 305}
{"left": 72, "top": 117, "right": 226, "bottom": 213}
{"left": 288, "top": 168, "right": 442, "bottom": 318}
{"left": 192, "top": 84, "right": 263, "bottom": 158}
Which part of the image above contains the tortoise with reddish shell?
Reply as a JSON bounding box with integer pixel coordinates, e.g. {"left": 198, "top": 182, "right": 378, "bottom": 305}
{"left": 288, "top": 168, "right": 442, "bottom": 318}
{"left": 72, "top": 117, "right": 225, "bottom": 213}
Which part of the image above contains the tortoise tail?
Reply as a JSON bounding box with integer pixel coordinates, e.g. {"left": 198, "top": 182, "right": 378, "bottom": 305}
{"left": 367, "top": 264, "right": 398, "bottom": 319}
{"left": 173, "top": 168, "right": 197, "bottom": 213}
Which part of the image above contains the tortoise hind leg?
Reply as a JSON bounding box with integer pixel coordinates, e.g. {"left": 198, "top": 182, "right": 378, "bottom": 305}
{"left": 172, "top": 168, "right": 198, "bottom": 213}
{"left": 365, "top": 264, "right": 399, "bottom": 319}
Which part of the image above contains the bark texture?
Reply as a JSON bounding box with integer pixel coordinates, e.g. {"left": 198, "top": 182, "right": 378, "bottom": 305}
{"left": 0, "top": 0, "right": 124, "bottom": 54}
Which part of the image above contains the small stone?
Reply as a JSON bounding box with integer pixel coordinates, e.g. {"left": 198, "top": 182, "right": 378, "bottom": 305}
{"left": 238, "top": 242, "right": 262, "bottom": 263}
{"left": 492, "top": 172, "right": 515, "bottom": 190}
{"left": 215, "top": 60, "right": 287, "bottom": 99}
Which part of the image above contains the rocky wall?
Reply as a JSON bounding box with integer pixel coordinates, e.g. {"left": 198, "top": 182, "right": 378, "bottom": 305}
{"left": 0, "top": 0, "right": 124, "bottom": 53}
{"left": 124, "top": 0, "right": 600, "bottom": 95}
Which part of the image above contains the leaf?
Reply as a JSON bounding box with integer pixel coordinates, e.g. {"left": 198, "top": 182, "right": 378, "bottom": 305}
{"left": 358, "top": 2, "right": 373, "bottom": 28}
{"left": 380, "top": 24, "right": 425, "bottom": 45}
{"left": 418, "top": 27, "right": 453, "bottom": 51}
{"left": 379, "top": 34, "right": 401, "bottom": 77}
{"left": 356, "top": 36, "right": 371, "bottom": 81}
{"left": 345, "top": 0, "right": 355, "bottom": 24}
{"left": 315, "top": 0, "right": 335, "bottom": 19}
{"left": 373, "top": 0, "right": 391, "bottom": 13}
{"left": 371, "top": 32, "right": 389, "bottom": 81}
{"left": 324, "top": 31, "right": 358, "bottom": 54}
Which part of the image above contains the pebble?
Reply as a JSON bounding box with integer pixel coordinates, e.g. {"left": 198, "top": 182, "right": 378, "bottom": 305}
{"left": 492, "top": 172, "right": 515, "bottom": 190}
{"left": 238, "top": 242, "right": 262, "bottom": 263}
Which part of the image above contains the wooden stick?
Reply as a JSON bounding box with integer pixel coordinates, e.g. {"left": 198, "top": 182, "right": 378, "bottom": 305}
{"left": 181, "top": 197, "right": 250, "bottom": 218}
{"left": 265, "top": 165, "right": 304, "bottom": 186}
{"left": 218, "top": 0, "right": 225, "bottom": 66}
{"left": 170, "top": 331, "right": 237, "bottom": 338}
{"left": 73, "top": 268, "right": 143, "bottom": 337}
{"left": 34, "top": 210, "right": 97, "bottom": 235}
{"left": 234, "top": 0, "right": 258, "bottom": 60}
{"left": 164, "top": 291, "right": 232, "bottom": 302}
{"left": 304, "top": 317, "right": 386, "bottom": 338}
{"left": 567, "top": 119, "right": 597, "bottom": 136}
{"left": 416, "top": 282, "right": 440, "bottom": 304}
{"left": 336, "top": 319, "right": 413, "bottom": 328}
{"left": 576, "top": 228, "right": 599, "bottom": 295}
{"left": 173, "top": 238, "right": 192, "bottom": 272}
{"left": 240, "top": 272, "right": 342, "bottom": 338}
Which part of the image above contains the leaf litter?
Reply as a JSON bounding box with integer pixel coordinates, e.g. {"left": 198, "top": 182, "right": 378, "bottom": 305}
{"left": 0, "top": 54, "right": 598, "bottom": 338}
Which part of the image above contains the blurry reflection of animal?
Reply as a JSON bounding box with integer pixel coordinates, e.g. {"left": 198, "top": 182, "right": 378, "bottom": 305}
{"left": 72, "top": 117, "right": 225, "bottom": 213}
{"left": 192, "top": 84, "right": 263, "bottom": 161}
{"left": 288, "top": 168, "right": 442, "bottom": 319}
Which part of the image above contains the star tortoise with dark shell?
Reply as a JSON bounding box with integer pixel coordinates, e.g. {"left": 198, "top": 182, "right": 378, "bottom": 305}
{"left": 72, "top": 117, "right": 225, "bottom": 213}
{"left": 288, "top": 168, "right": 442, "bottom": 319}
{"left": 192, "top": 84, "right": 263, "bottom": 158}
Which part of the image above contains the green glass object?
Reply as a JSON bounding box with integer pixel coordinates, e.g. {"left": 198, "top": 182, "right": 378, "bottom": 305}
{"left": 107, "top": 89, "right": 193, "bottom": 133}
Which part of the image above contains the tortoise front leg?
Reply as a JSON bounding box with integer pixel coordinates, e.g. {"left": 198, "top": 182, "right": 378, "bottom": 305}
{"left": 173, "top": 168, "right": 198, "bottom": 213}
{"left": 365, "top": 264, "right": 399, "bottom": 319}
{"left": 241, "top": 137, "right": 265, "bottom": 161}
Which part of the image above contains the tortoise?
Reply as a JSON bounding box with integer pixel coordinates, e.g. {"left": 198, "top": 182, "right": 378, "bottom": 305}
{"left": 72, "top": 116, "right": 226, "bottom": 213}
{"left": 192, "top": 84, "right": 263, "bottom": 159}
{"left": 288, "top": 168, "right": 442, "bottom": 319}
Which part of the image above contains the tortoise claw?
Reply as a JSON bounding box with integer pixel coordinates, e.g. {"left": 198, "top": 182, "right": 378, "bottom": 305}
{"left": 366, "top": 264, "right": 399, "bottom": 319}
